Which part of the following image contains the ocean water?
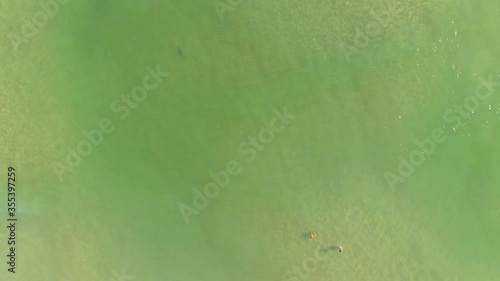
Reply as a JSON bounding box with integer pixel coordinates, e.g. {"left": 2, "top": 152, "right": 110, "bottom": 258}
{"left": 1, "top": 0, "right": 499, "bottom": 280}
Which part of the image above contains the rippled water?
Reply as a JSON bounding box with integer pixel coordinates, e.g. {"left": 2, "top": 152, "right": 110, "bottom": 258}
{"left": 1, "top": 1, "right": 499, "bottom": 280}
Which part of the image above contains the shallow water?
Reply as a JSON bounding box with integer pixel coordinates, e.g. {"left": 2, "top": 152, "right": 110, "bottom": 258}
{"left": 1, "top": 0, "right": 499, "bottom": 280}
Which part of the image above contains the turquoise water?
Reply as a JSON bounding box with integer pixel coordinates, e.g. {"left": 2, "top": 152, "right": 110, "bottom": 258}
{"left": 1, "top": 1, "right": 499, "bottom": 280}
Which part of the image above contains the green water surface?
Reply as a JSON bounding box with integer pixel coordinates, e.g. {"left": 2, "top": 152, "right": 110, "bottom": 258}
{"left": 1, "top": 0, "right": 499, "bottom": 280}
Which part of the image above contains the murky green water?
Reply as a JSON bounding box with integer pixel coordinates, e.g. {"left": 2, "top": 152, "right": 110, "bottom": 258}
{"left": 1, "top": 0, "right": 499, "bottom": 280}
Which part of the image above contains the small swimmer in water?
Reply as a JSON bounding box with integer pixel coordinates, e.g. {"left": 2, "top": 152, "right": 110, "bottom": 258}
{"left": 309, "top": 232, "right": 319, "bottom": 239}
